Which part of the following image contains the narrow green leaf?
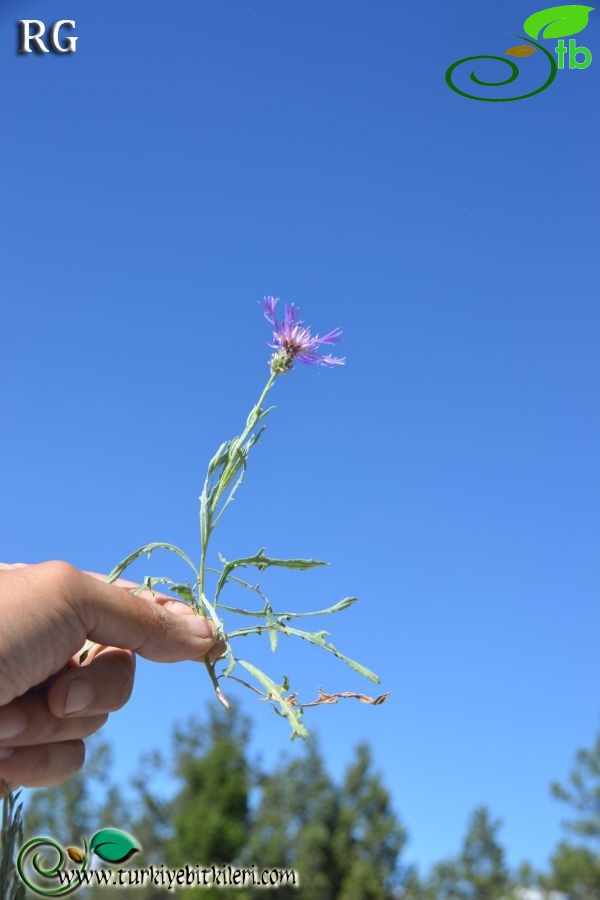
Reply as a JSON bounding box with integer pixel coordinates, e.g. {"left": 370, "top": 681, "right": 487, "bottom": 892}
{"left": 222, "top": 651, "right": 237, "bottom": 678}
{"left": 211, "top": 466, "right": 247, "bottom": 528}
{"left": 226, "top": 625, "right": 278, "bottom": 639}
{"left": 141, "top": 576, "right": 173, "bottom": 593}
{"left": 236, "top": 659, "right": 308, "bottom": 740}
{"left": 207, "top": 440, "right": 231, "bottom": 477}
{"left": 168, "top": 583, "right": 197, "bottom": 606}
{"left": 282, "top": 625, "right": 381, "bottom": 684}
{"left": 200, "top": 592, "right": 225, "bottom": 636}
{"left": 216, "top": 549, "right": 328, "bottom": 599}
{"left": 218, "top": 596, "right": 358, "bottom": 620}
{"left": 265, "top": 603, "right": 278, "bottom": 652}
{"left": 107, "top": 543, "right": 198, "bottom": 582}
{"left": 211, "top": 427, "right": 266, "bottom": 518}
{"left": 126, "top": 577, "right": 199, "bottom": 610}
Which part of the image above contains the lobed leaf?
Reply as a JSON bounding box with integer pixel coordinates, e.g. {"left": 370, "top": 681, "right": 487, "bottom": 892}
{"left": 107, "top": 543, "right": 198, "bottom": 583}
{"left": 217, "top": 595, "right": 358, "bottom": 619}
{"left": 236, "top": 659, "right": 308, "bottom": 740}
{"left": 281, "top": 625, "right": 381, "bottom": 684}
{"left": 168, "top": 582, "right": 197, "bottom": 606}
{"left": 216, "top": 548, "right": 327, "bottom": 599}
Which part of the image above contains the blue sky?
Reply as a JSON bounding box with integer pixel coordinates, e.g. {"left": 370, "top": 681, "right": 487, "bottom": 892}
{"left": 1, "top": 0, "right": 599, "bottom": 878}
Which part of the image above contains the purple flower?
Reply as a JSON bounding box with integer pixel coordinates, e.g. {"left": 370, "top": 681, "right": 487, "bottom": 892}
{"left": 261, "top": 296, "right": 345, "bottom": 372}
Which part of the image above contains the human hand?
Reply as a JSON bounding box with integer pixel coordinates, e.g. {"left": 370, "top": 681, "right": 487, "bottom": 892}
{"left": 0, "top": 561, "right": 222, "bottom": 789}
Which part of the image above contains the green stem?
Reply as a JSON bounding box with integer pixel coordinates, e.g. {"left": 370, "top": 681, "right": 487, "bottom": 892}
{"left": 197, "top": 370, "right": 279, "bottom": 707}
{"left": 199, "top": 371, "right": 277, "bottom": 596}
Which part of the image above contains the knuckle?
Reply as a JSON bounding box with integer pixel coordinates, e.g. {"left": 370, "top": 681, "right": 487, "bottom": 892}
{"left": 38, "top": 560, "right": 78, "bottom": 593}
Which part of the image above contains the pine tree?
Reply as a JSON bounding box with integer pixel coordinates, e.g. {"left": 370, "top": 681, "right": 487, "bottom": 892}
{"left": 460, "top": 806, "right": 510, "bottom": 899}
{"left": 334, "top": 743, "right": 406, "bottom": 899}
{"left": 247, "top": 738, "right": 406, "bottom": 899}
{"left": 541, "top": 728, "right": 600, "bottom": 896}
{"left": 246, "top": 738, "right": 339, "bottom": 898}
{"left": 163, "top": 709, "right": 251, "bottom": 899}
{"left": 422, "top": 806, "right": 511, "bottom": 899}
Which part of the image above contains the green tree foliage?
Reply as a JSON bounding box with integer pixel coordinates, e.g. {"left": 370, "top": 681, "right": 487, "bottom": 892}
{"left": 21, "top": 713, "right": 405, "bottom": 898}
{"left": 550, "top": 731, "right": 600, "bottom": 841}
{"left": 422, "top": 806, "right": 511, "bottom": 899}
{"left": 247, "top": 738, "right": 406, "bottom": 898}
{"left": 246, "top": 738, "right": 340, "bottom": 898}
{"left": 542, "top": 841, "right": 600, "bottom": 896}
{"left": 126, "top": 749, "right": 172, "bottom": 864}
{"left": 165, "top": 710, "right": 251, "bottom": 869}
{"left": 541, "top": 729, "right": 600, "bottom": 896}
{"left": 334, "top": 743, "right": 406, "bottom": 899}
{"left": 461, "top": 806, "right": 510, "bottom": 898}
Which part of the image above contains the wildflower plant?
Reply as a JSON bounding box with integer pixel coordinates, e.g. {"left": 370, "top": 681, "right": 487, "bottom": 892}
{"left": 93, "top": 299, "right": 388, "bottom": 739}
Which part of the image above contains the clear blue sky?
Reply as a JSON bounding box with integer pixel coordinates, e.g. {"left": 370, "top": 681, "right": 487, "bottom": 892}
{"left": 1, "top": 0, "right": 599, "bottom": 878}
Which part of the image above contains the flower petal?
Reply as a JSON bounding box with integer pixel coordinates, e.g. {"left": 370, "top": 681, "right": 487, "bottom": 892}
{"left": 296, "top": 353, "right": 321, "bottom": 366}
{"left": 262, "top": 296, "right": 279, "bottom": 326}
{"left": 316, "top": 328, "right": 343, "bottom": 345}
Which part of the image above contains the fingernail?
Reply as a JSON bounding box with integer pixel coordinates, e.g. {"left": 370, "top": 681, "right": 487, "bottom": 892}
{"left": 0, "top": 748, "right": 14, "bottom": 760}
{"left": 186, "top": 617, "right": 213, "bottom": 639}
{"left": 64, "top": 680, "right": 94, "bottom": 715}
{"left": 0, "top": 711, "right": 26, "bottom": 741}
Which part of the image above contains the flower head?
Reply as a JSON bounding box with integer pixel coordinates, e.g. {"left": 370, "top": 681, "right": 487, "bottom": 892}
{"left": 261, "top": 296, "right": 345, "bottom": 373}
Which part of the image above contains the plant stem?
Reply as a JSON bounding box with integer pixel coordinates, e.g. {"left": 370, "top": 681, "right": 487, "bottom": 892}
{"left": 198, "top": 370, "right": 279, "bottom": 708}
{"left": 199, "top": 370, "right": 277, "bottom": 597}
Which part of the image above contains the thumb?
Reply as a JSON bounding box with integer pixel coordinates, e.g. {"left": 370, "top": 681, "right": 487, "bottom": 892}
{"left": 78, "top": 572, "right": 216, "bottom": 662}
{"left": 0, "top": 562, "right": 218, "bottom": 707}
{"left": 70, "top": 567, "right": 217, "bottom": 662}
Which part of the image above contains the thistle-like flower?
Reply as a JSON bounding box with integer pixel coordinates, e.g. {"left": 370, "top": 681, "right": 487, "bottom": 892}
{"left": 262, "top": 296, "right": 345, "bottom": 372}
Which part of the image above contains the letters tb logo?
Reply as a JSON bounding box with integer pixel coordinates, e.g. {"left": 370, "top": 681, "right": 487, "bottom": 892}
{"left": 18, "top": 20, "right": 78, "bottom": 54}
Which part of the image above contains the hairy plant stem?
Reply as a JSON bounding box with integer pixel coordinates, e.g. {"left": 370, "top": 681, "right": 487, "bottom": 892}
{"left": 199, "top": 371, "right": 278, "bottom": 708}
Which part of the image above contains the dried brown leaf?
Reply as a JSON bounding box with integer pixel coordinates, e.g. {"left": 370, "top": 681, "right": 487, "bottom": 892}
{"left": 287, "top": 687, "right": 391, "bottom": 708}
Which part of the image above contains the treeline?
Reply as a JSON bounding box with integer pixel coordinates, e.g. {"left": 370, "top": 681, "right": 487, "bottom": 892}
{"left": 22, "top": 713, "right": 600, "bottom": 898}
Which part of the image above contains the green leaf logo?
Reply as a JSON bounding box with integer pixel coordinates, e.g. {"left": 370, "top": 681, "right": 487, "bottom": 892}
{"left": 90, "top": 829, "right": 140, "bottom": 864}
{"left": 523, "top": 5, "right": 594, "bottom": 39}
